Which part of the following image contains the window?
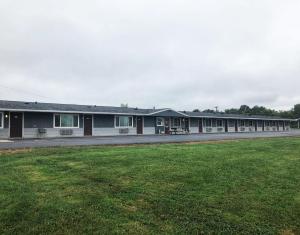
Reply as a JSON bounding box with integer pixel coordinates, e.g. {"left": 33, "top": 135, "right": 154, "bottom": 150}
{"left": 205, "top": 119, "right": 212, "bottom": 127}
{"left": 217, "top": 120, "right": 223, "bottom": 127}
{"left": 0, "top": 112, "right": 3, "bottom": 128}
{"left": 54, "top": 114, "right": 79, "bottom": 128}
{"left": 172, "top": 118, "right": 181, "bottom": 127}
{"left": 240, "top": 120, "right": 245, "bottom": 127}
{"left": 115, "top": 116, "right": 133, "bottom": 128}
{"left": 212, "top": 119, "right": 217, "bottom": 127}
{"left": 257, "top": 121, "right": 263, "bottom": 127}
{"left": 156, "top": 117, "right": 164, "bottom": 126}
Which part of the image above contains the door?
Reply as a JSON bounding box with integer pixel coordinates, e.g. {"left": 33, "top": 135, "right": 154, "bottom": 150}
{"left": 199, "top": 119, "right": 203, "bottom": 133}
{"left": 165, "top": 118, "right": 170, "bottom": 134}
{"left": 224, "top": 120, "right": 228, "bottom": 132}
{"left": 184, "top": 118, "right": 189, "bottom": 132}
{"left": 235, "top": 120, "right": 238, "bottom": 132}
{"left": 84, "top": 115, "right": 93, "bottom": 136}
{"left": 10, "top": 112, "right": 23, "bottom": 138}
{"left": 137, "top": 117, "right": 143, "bottom": 134}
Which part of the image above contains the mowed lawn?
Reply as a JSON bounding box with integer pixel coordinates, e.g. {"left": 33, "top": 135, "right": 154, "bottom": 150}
{"left": 1, "top": 138, "right": 300, "bottom": 235}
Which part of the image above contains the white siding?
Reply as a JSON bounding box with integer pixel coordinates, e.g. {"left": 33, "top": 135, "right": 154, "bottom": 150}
{"left": 227, "top": 127, "right": 236, "bottom": 133}
{"left": 189, "top": 127, "right": 199, "bottom": 134}
{"left": 203, "top": 127, "right": 225, "bottom": 133}
{"left": 0, "top": 128, "right": 9, "bottom": 139}
{"left": 23, "top": 128, "right": 84, "bottom": 138}
{"left": 143, "top": 127, "right": 155, "bottom": 135}
{"left": 93, "top": 128, "right": 137, "bottom": 136}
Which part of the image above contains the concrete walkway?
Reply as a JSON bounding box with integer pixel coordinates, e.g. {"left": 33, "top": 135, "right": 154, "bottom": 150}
{"left": 0, "top": 130, "right": 300, "bottom": 149}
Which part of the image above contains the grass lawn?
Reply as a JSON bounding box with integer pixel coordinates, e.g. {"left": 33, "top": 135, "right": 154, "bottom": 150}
{"left": 1, "top": 138, "right": 300, "bottom": 234}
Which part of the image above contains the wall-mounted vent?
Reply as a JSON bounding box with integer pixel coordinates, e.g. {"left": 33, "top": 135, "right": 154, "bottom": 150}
{"left": 206, "top": 127, "right": 212, "bottom": 132}
{"left": 60, "top": 129, "right": 73, "bottom": 135}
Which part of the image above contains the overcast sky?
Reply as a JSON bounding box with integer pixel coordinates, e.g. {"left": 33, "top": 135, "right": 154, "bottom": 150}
{"left": 1, "top": 0, "right": 300, "bottom": 111}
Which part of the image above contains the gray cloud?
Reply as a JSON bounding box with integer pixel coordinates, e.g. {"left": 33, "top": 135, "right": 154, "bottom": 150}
{"left": 1, "top": 0, "right": 300, "bottom": 111}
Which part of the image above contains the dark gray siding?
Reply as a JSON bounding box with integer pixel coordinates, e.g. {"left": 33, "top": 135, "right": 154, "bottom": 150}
{"left": 79, "top": 114, "right": 83, "bottom": 128}
{"left": 144, "top": 117, "right": 155, "bottom": 127}
{"left": 4, "top": 112, "right": 9, "bottom": 128}
{"left": 133, "top": 116, "right": 137, "bottom": 128}
{"left": 94, "top": 115, "right": 114, "bottom": 128}
{"left": 24, "top": 112, "right": 53, "bottom": 128}
{"left": 190, "top": 118, "right": 199, "bottom": 127}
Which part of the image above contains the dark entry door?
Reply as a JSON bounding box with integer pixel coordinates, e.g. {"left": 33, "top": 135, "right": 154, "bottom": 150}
{"left": 137, "top": 117, "right": 143, "bottom": 134}
{"left": 224, "top": 120, "right": 228, "bottom": 132}
{"left": 199, "top": 118, "right": 203, "bottom": 133}
{"left": 10, "top": 112, "right": 23, "bottom": 138}
{"left": 165, "top": 118, "right": 170, "bottom": 134}
{"left": 84, "top": 115, "right": 93, "bottom": 136}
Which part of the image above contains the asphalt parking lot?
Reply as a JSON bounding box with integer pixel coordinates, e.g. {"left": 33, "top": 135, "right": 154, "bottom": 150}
{"left": 0, "top": 130, "right": 300, "bottom": 149}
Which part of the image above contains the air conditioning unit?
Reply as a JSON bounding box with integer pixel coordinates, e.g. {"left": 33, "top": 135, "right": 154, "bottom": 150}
{"left": 119, "top": 128, "right": 129, "bottom": 134}
{"left": 206, "top": 127, "right": 212, "bottom": 132}
{"left": 38, "top": 128, "right": 47, "bottom": 134}
{"left": 217, "top": 127, "right": 223, "bottom": 132}
{"left": 60, "top": 129, "right": 73, "bottom": 136}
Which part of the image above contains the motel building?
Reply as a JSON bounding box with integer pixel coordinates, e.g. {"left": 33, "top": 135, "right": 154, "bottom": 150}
{"left": 0, "top": 100, "right": 294, "bottom": 139}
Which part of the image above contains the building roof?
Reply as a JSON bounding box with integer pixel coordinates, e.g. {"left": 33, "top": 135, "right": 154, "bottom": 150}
{"left": 0, "top": 100, "right": 161, "bottom": 115}
{"left": 185, "top": 111, "right": 293, "bottom": 121}
{"left": 0, "top": 100, "right": 294, "bottom": 121}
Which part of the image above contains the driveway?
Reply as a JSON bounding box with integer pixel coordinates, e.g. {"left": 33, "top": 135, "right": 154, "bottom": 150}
{"left": 1, "top": 130, "right": 300, "bottom": 149}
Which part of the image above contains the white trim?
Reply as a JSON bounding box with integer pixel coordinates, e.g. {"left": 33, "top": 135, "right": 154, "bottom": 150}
{"left": 148, "top": 108, "right": 189, "bottom": 117}
{"left": 156, "top": 117, "right": 165, "bottom": 127}
{"left": 53, "top": 113, "right": 80, "bottom": 129}
{"left": 0, "top": 112, "right": 3, "bottom": 129}
{"left": 114, "top": 115, "right": 134, "bottom": 128}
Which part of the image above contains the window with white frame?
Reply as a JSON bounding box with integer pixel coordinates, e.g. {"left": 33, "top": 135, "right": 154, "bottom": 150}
{"left": 54, "top": 114, "right": 79, "bottom": 128}
{"left": 212, "top": 119, "right": 217, "bottom": 127}
{"left": 240, "top": 120, "right": 245, "bottom": 127}
{"left": 0, "top": 112, "right": 3, "bottom": 128}
{"left": 115, "top": 116, "right": 133, "bottom": 128}
{"left": 156, "top": 117, "right": 164, "bottom": 126}
{"left": 217, "top": 120, "right": 223, "bottom": 127}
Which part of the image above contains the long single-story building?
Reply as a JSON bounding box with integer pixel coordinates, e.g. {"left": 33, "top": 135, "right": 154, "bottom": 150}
{"left": 0, "top": 100, "right": 294, "bottom": 139}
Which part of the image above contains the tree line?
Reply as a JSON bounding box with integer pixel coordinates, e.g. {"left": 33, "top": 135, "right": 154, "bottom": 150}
{"left": 193, "top": 104, "right": 300, "bottom": 119}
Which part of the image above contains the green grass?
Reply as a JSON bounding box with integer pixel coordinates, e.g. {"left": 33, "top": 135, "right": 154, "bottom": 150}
{"left": 1, "top": 138, "right": 300, "bottom": 235}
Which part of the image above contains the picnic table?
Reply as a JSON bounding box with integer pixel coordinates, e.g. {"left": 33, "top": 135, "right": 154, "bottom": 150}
{"left": 170, "top": 127, "right": 188, "bottom": 135}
